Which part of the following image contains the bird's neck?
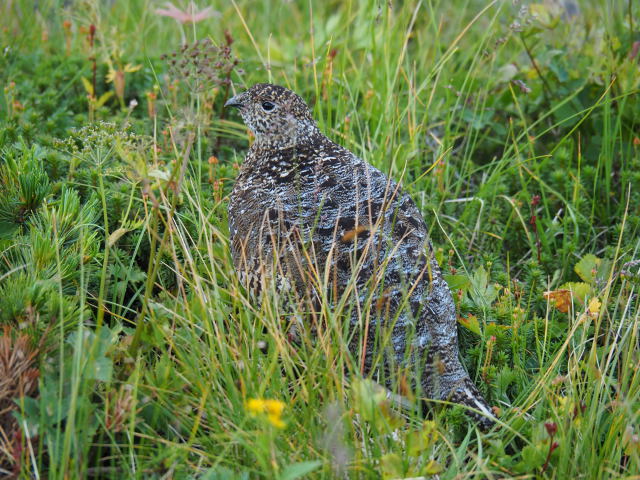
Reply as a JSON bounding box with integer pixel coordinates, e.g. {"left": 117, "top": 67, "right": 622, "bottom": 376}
{"left": 252, "top": 122, "right": 323, "bottom": 150}
{"left": 242, "top": 126, "right": 332, "bottom": 182}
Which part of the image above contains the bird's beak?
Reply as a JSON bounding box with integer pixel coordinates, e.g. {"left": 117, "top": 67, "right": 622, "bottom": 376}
{"left": 225, "top": 94, "right": 244, "bottom": 109}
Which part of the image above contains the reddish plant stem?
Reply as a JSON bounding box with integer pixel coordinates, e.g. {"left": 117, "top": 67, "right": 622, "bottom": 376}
{"left": 89, "top": 24, "right": 97, "bottom": 99}
{"left": 542, "top": 440, "right": 559, "bottom": 473}
{"left": 530, "top": 194, "right": 541, "bottom": 262}
{"left": 542, "top": 422, "right": 558, "bottom": 473}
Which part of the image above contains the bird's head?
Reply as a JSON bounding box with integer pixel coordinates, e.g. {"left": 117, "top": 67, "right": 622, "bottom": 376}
{"left": 225, "top": 83, "right": 318, "bottom": 147}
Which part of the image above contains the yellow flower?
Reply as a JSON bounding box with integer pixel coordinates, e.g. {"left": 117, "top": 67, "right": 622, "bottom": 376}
{"left": 556, "top": 395, "right": 569, "bottom": 414}
{"left": 587, "top": 297, "right": 601, "bottom": 315}
{"left": 105, "top": 62, "right": 142, "bottom": 83}
{"left": 245, "top": 398, "right": 286, "bottom": 429}
{"left": 106, "top": 61, "right": 142, "bottom": 102}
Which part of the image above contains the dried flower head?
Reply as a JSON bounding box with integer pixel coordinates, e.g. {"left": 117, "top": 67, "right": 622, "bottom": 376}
{"left": 105, "top": 384, "right": 135, "bottom": 433}
{"left": 161, "top": 37, "right": 240, "bottom": 93}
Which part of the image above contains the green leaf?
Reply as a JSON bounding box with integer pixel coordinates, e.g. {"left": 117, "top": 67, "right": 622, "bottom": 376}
{"left": 521, "top": 444, "right": 546, "bottom": 469}
{"left": 498, "top": 63, "right": 518, "bottom": 82}
{"left": 81, "top": 76, "right": 94, "bottom": 96}
{"left": 13, "top": 396, "right": 41, "bottom": 437}
{"left": 199, "top": 467, "right": 249, "bottom": 480}
{"left": 93, "top": 355, "right": 113, "bottom": 382}
{"left": 469, "top": 266, "right": 499, "bottom": 308}
{"left": 444, "top": 274, "right": 471, "bottom": 293}
{"left": 424, "top": 459, "right": 443, "bottom": 475}
{"left": 407, "top": 421, "right": 439, "bottom": 456}
{"left": 574, "top": 254, "right": 601, "bottom": 284}
{"left": 458, "top": 314, "right": 482, "bottom": 335}
{"left": 380, "top": 453, "right": 404, "bottom": 478}
{"left": 280, "top": 461, "right": 322, "bottom": 480}
{"left": 149, "top": 168, "right": 171, "bottom": 181}
{"left": 95, "top": 91, "right": 114, "bottom": 108}
{"left": 559, "top": 282, "right": 591, "bottom": 305}
{"left": 529, "top": 3, "right": 552, "bottom": 25}
{"left": 351, "top": 378, "right": 404, "bottom": 431}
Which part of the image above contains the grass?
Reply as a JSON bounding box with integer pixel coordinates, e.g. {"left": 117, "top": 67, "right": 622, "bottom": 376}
{"left": 1, "top": 0, "right": 639, "bottom": 478}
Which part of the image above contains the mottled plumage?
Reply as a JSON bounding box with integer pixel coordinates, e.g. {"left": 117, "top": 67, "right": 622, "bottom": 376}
{"left": 226, "top": 83, "right": 494, "bottom": 428}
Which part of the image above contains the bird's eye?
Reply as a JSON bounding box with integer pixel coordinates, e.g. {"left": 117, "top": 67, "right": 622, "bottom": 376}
{"left": 261, "top": 101, "right": 276, "bottom": 111}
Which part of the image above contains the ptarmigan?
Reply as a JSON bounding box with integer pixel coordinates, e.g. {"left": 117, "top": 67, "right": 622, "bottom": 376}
{"left": 226, "top": 83, "right": 494, "bottom": 429}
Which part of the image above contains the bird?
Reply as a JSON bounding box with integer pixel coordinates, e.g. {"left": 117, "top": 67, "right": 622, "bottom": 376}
{"left": 225, "top": 83, "right": 494, "bottom": 429}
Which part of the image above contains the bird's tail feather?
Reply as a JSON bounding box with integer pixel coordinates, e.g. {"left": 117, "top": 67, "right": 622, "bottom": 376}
{"left": 449, "top": 377, "right": 495, "bottom": 430}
